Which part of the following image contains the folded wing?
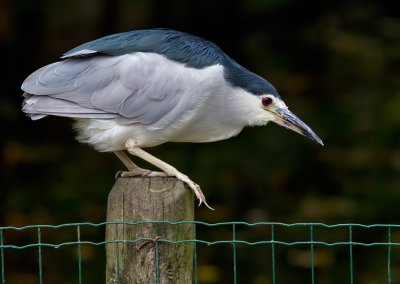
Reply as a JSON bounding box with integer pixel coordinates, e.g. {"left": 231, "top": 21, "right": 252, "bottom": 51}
{"left": 22, "top": 52, "right": 198, "bottom": 128}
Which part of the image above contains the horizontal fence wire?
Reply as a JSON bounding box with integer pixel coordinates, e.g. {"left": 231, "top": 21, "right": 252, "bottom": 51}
{"left": 1, "top": 222, "right": 399, "bottom": 284}
{"left": 1, "top": 222, "right": 400, "bottom": 249}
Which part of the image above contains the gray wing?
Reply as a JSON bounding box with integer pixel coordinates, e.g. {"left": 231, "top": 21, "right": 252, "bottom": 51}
{"left": 22, "top": 53, "right": 197, "bottom": 128}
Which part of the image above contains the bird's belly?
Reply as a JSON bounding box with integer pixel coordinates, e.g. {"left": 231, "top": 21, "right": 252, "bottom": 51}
{"left": 73, "top": 118, "right": 244, "bottom": 151}
{"left": 74, "top": 119, "right": 173, "bottom": 151}
{"left": 170, "top": 123, "right": 243, "bottom": 143}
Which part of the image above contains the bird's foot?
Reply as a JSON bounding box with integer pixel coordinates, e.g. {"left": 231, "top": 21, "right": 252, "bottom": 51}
{"left": 171, "top": 172, "right": 214, "bottom": 210}
{"left": 124, "top": 140, "right": 214, "bottom": 210}
{"left": 118, "top": 169, "right": 213, "bottom": 210}
{"left": 118, "top": 168, "right": 168, "bottom": 178}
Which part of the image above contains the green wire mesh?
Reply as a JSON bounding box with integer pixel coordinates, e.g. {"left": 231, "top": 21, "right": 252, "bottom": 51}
{"left": 1, "top": 221, "right": 399, "bottom": 283}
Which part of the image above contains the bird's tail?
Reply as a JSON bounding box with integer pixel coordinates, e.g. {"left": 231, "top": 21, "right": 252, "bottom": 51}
{"left": 22, "top": 92, "right": 115, "bottom": 120}
{"left": 22, "top": 93, "right": 47, "bottom": 120}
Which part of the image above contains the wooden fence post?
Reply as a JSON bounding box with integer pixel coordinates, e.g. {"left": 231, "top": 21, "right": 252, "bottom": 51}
{"left": 105, "top": 177, "right": 195, "bottom": 284}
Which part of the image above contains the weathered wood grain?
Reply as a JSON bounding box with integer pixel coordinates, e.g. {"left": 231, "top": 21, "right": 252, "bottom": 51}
{"left": 105, "top": 177, "right": 194, "bottom": 284}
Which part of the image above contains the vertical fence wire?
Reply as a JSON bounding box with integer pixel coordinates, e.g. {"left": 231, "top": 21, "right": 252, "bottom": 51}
{"left": 271, "top": 224, "right": 276, "bottom": 284}
{"left": 155, "top": 241, "right": 160, "bottom": 284}
{"left": 387, "top": 226, "right": 392, "bottom": 284}
{"left": 37, "top": 227, "right": 43, "bottom": 284}
{"left": 310, "top": 225, "right": 315, "bottom": 284}
{"left": 194, "top": 223, "right": 198, "bottom": 284}
{"left": 232, "top": 223, "right": 237, "bottom": 284}
{"left": 0, "top": 229, "right": 4, "bottom": 284}
{"left": 114, "top": 223, "right": 120, "bottom": 284}
{"left": 349, "top": 225, "right": 354, "bottom": 284}
{"left": 76, "top": 225, "right": 82, "bottom": 284}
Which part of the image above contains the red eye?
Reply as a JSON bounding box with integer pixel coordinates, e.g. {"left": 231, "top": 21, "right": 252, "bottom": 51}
{"left": 262, "top": 97, "right": 273, "bottom": 107}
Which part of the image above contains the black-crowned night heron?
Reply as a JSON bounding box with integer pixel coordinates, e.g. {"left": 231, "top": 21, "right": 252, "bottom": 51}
{"left": 21, "top": 28, "right": 323, "bottom": 209}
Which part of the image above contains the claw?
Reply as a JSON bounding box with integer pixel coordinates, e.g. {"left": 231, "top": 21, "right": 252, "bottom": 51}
{"left": 200, "top": 199, "right": 214, "bottom": 210}
{"left": 185, "top": 182, "right": 214, "bottom": 210}
{"left": 115, "top": 170, "right": 123, "bottom": 179}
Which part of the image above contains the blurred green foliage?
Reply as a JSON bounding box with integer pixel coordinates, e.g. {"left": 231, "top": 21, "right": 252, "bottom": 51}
{"left": 1, "top": 0, "right": 399, "bottom": 283}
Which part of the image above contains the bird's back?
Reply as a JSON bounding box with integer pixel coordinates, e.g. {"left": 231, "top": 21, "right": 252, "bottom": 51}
{"left": 62, "top": 29, "right": 278, "bottom": 96}
{"left": 62, "top": 29, "right": 226, "bottom": 68}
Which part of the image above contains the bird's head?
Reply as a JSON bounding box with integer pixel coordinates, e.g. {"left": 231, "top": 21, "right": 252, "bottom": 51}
{"left": 256, "top": 92, "right": 323, "bottom": 145}
{"left": 223, "top": 59, "right": 322, "bottom": 146}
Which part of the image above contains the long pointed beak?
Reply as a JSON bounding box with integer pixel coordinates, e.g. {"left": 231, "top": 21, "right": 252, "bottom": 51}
{"left": 272, "top": 108, "right": 324, "bottom": 145}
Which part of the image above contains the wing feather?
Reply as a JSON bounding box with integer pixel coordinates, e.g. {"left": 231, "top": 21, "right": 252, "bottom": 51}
{"left": 21, "top": 52, "right": 204, "bottom": 128}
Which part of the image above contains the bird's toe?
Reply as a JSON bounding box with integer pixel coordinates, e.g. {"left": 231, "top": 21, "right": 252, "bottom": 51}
{"left": 145, "top": 171, "right": 169, "bottom": 177}
{"left": 119, "top": 168, "right": 152, "bottom": 177}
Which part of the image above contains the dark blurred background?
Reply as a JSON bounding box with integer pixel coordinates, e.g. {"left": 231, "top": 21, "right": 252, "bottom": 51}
{"left": 1, "top": 0, "right": 400, "bottom": 283}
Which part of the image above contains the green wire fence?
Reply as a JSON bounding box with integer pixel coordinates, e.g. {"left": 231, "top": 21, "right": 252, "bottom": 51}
{"left": 1, "top": 221, "right": 399, "bottom": 283}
